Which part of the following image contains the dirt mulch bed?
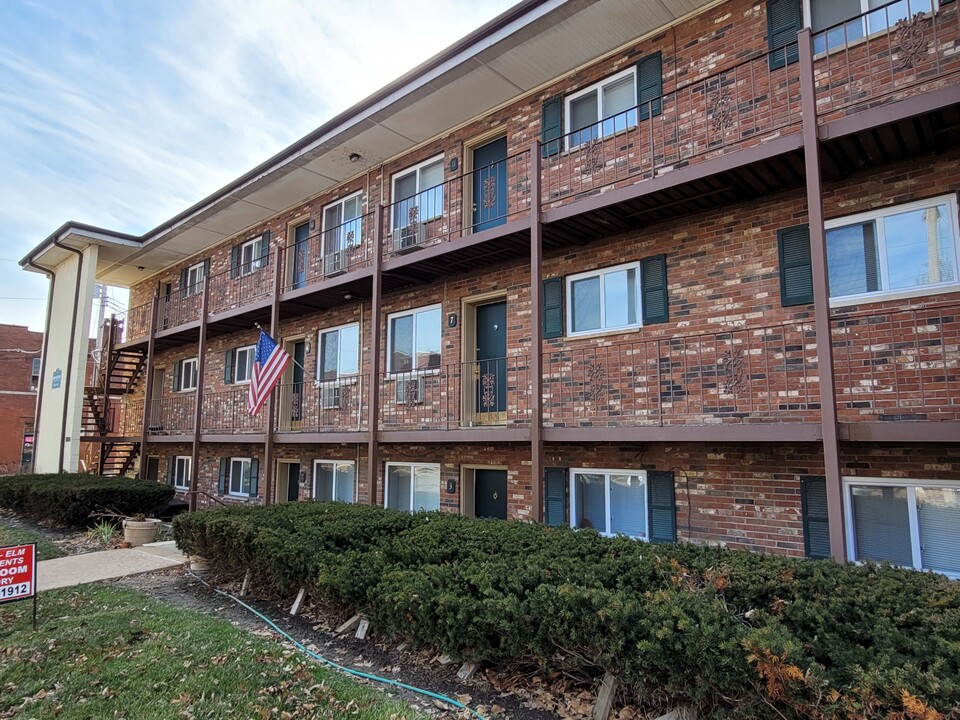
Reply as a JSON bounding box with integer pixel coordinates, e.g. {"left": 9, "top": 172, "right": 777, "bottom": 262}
{"left": 0, "top": 510, "right": 105, "bottom": 555}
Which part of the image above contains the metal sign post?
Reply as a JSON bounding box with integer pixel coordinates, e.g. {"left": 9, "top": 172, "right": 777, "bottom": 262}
{"left": 0, "top": 543, "right": 38, "bottom": 629}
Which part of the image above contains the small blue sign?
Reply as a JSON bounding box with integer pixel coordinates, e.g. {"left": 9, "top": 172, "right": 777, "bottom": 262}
{"left": 51, "top": 368, "right": 61, "bottom": 390}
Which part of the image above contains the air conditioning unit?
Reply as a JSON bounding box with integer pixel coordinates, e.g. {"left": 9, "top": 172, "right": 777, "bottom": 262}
{"left": 320, "top": 384, "right": 341, "bottom": 409}
{"left": 391, "top": 222, "right": 427, "bottom": 253}
{"left": 394, "top": 376, "right": 425, "bottom": 404}
{"left": 324, "top": 248, "right": 349, "bottom": 277}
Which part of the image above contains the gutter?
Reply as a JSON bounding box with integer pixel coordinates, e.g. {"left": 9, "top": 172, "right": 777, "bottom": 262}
{"left": 51, "top": 238, "right": 85, "bottom": 473}
{"left": 24, "top": 257, "right": 56, "bottom": 474}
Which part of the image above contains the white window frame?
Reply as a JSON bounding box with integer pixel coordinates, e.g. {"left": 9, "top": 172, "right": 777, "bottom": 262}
{"left": 843, "top": 476, "right": 960, "bottom": 579}
{"left": 173, "top": 456, "right": 191, "bottom": 491}
{"left": 391, "top": 155, "right": 445, "bottom": 229}
{"left": 386, "top": 304, "right": 442, "bottom": 374}
{"left": 178, "top": 358, "right": 198, "bottom": 392}
{"left": 569, "top": 468, "right": 649, "bottom": 540}
{"left": 228, "top": 457, "right": 252, "bottom": 497}
{"left": 827, "top": 194, "right": 960, "bottom": 308}
{"left": 239, "top": 235, "right": 268, "bottom": 276}
{"left": 566, "top": 261, "right": 643, "bottom": 337}
{"left": 30, "top": 357, "right": 40, "bottom": 385}
{"left": 384, "top": 462, "right": 441, "bottom": 513}
{"left": 312, "top": 460, "right": 356, "bottom": 503}
{"left": 564, "top": 67, "right": 638, "bottom": 150}
{"left": 322, "top": 191, "right": 364, "bottom": 255}
{"left": 316, "top": 323, "right": 360, "bottom": 382}
{"left": 184, "top": 261, "right": 206, "bottom": 297}
{"left": 233, "top": 345, "right": 256, "bottom": 385}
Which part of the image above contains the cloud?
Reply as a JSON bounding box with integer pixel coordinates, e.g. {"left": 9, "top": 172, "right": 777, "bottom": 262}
{"left": 0, "top": 0, "right": 513, "bottom": 330}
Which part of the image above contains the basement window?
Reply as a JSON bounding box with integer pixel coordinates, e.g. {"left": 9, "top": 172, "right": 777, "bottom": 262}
{"left": 313, "top": 460, "right": 355, "bottom": 503}
{"left": 570, "top": 468, "right": 648, "bottom": 539}
{"left": 173, "top": 456, "right": 191, "bottom": 491}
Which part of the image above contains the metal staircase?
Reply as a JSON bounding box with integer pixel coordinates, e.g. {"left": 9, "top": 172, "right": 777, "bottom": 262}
{"left": 82, "top": 316, "right": 147, "bottom": 476}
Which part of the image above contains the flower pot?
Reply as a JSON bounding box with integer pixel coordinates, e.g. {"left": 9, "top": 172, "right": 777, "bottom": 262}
{"left": 122, "top": 518, "right": 161, "bottom": 547}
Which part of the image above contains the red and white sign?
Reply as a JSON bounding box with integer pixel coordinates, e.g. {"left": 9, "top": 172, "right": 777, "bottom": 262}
{"left": 0, "top": 543, "right": 36, "bottom": 603}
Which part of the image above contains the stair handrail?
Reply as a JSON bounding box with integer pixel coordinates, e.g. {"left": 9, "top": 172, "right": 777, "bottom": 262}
{"left": 181, "top": 490, "right": 228, "bottom": 507}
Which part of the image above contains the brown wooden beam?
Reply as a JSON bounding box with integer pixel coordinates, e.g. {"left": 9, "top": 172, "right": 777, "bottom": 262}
{"left": 544, "top": 423, "right": 823, "bottom": 444}
{"left": 367, "top": 206, "right": 384, "bottom": 506}
{"left": 840, "top": 422, "right": 960, "bottom": 443}
{"left": 188, "top": 279, "right": 210, "bottom": 511}
{"left": 263, "top": 247, "right": 283, "bottom": 506}
{"left": 378, "top": 428, "right": 532, "bottom": 444}
{"left": 530, "top": 141, "right": 544, "bottom": 523}
{"left": 799, "top": 28, "right": 846, "bottom": 564}
{"left": 138, "top": 295, "right": 159, "bottom": 479}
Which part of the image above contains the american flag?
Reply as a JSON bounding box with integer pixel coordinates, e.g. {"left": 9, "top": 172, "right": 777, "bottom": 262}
{"left": 247, "top": 330, "right": 291, "bottom": 416}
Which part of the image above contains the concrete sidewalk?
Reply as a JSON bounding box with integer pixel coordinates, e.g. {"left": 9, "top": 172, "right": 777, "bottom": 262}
{"left": 37, "top": 541, "right": 188, "bottom": 591}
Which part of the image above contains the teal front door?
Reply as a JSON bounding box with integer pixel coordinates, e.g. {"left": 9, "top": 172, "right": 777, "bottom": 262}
{"left": 472, "top": 137, "right": 507, "bottom": 232}
{"left": 474, "top": 469, "right": 507, "bottom": 519}
{"left": 476, "top": 301, "right": 507, "bottom": 421}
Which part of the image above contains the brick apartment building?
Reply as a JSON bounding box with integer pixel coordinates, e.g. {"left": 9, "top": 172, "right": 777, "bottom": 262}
{"left": 0, "top": 323, "right": 43, "bottom": 474}
{"left": 21, "top": 0, "right": 960, "bottom": 573}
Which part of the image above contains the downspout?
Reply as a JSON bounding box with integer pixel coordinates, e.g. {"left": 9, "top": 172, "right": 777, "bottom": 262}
{"left": 51, "top": 238, "right": 85, "bottom": 473}
{"left": 24, "top": 257, "right": 56, "bottom": 473}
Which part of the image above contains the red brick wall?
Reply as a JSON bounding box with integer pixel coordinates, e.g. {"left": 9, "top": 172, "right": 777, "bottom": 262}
{"left": 0, "top": 324, "right": 42, "bottom": 470}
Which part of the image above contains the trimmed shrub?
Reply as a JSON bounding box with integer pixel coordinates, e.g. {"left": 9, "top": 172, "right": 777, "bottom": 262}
{"left": 173, "top": 502, "right": 960, "bottom": 719}
{"left": 0, "top": 473, "right": 174, "bottom": 527}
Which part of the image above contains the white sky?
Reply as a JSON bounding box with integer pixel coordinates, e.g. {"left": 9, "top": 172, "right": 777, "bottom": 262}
{"left": 0, "top": 0, "right": 516, "bottom": 331}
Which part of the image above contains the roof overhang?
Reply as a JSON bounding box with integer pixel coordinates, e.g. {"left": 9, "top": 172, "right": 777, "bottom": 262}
{"left": 22, "top": 0, "right": 717, "bottom": 286}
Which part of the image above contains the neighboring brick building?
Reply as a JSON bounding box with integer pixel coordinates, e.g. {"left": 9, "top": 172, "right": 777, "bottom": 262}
{"left": 21, "top": 0, "right": 960, "bottom": 574}
{"left": 0, "top": 323, "right": 42, "bottom": 474}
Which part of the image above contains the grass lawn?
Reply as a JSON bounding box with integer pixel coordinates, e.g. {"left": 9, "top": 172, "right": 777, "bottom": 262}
{"left": 0, "top": 522, "right": 65, "bottom": 561}
{"left": 1, "top": 585, "right": 427, "bottom": 720}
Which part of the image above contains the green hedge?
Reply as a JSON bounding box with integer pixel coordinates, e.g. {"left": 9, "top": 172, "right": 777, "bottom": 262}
{"left": 174, "top": 503, "right": 960, "bottom": 719}
{"left": 0, "top": 474, "right": 174, "bottom": 527}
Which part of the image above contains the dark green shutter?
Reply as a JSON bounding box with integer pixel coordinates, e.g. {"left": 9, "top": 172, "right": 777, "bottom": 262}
{"left": 544, "top": 467, "right": 568, "bottom": 527}
{"left": 230, "top": 245, "right": 240, "bottom": 279}
{"left": 179, "top": 268, "right": 188, "bottom": 299}
{"left": 542, "top": 277, "right": 564, "bottom": 339}
{"left": 767, "top": 0, "right": 801, "bottom": 70}
{"left": 641, "top": 254, "right": 669, "bottom": 324}
{"left": 224, "top": 349, "right": 234, "bottom": 385}
{"left": 202, "top": 258, "right": 211, "bottom": 284}
{"left": 249, "top": 459, "right": 259, "bottom": 498}
{"left": 541, "top": 96, "right": 563, "bottom": 158}
{"left": 259, "top": 231, "right": 271, "bottom": 267}
{"left": 862, "top": 223, "right": 880, "bottom": 293}
{"left": 218, "top": 458, "right": 228, "bottom": 494}
{"left": 637, "top": 52, "right": 663, "bottom": 120}
{"left": 647, "top": 471, "right": 677, "bottom": 543}
{"left": 167, "top": 457, "right": 176, "bottom": 486}
{"left": 801, "top": 475, "right": 831, "bottom": 559}
{"left": 777, "top": 224, "right": 814, "bottom": 307}
{"left": 173, "top": 360, "right": 182, "bottom": 392}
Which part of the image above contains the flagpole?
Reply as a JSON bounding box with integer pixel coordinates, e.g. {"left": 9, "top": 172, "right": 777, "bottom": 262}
{"left": 255, "top": 322, "right": 309, "bottom": 375}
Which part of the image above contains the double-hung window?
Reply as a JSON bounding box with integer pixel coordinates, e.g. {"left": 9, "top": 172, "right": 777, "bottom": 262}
{"left": 387, "top": 305, "right": 441, "bottom": 373}
{"left": 173, "top": 456, "right": 191, "bottom": 491}
{"left": 570, "top": 468, "right": 648, "bottom": 539}
{"left": 827, "top": 195, "right": 959, "bottom": 305}
{"left": 318, "top": 324, "right": 360, "bottom": 381}
{"left": 385, "top": 462, "right": 440, "bottom": 513}
{"left": 392, "top": 157, "right": 444, "bottom": 229}
{"left": 313, "top": 460, "right": 355, "bottom": 503}
{"left": 567, "top": 261, "right": 641, "bottom": 336}
{"left": 239, "top": 235, "right": 268, "bottom": 276}
{"left": 30, "top": 357, "right": 40, "bottom": 387}
{"left": 228, "top": 458, "right": 252, "bottom": 496}
{"left": 184, "top": 262, "right": 206, "bottom": 297}
{"left": 566, "top": 68, "right": 638, "bottom": 148}
{"left": 232, "top": 346, "right": 255, "bottom": 384}
{"left": 807, "top": 0, "right": 936, "bottom": 53}
{"left": 176, "top": 358, "right": 198, "bottom": 392}
{"left": 323, "top": 192, "right": 363, "bottom": 255}
{"left": 845, "top": 478, "right": 960, "bottom": 578}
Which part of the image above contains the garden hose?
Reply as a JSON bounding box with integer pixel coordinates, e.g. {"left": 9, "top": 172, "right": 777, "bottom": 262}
{"left": 187, "top": 569, "right": 487, "bottom": 720}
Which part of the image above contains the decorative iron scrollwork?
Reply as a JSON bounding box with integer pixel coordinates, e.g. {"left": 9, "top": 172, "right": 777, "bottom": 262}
{"left": 406, "top": 205, "right": 420, "bottom": 236}
{"left": 720, "top": 348, "right": 745, "bottom": 396}
{"left": 482, "top": 176, "right": 497, "bottom": 209}
{"left": 582, "top": 139, "right": 605, "bottom": 175}
{"left": 481, "top": 372, "right": 497, "bottom": 411}
{"left": 403, "top": 380, "right": 419, "bottom": 407}
{"left": 710, "top": 88, "right": 734, "bottom": 132}
{"left": 345, "top": 229, "right": 355, "bottom": 246}
{"left": 896, "top": 12, "right": 926, "bottom": 69}
{"left": 585, "top": 359, "right": 607, "bottom": 404}
{"left": 339, "top": 385, "right": 351, "bottom": 413}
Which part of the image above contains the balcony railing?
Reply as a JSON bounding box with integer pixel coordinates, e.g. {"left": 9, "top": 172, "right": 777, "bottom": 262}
{"left": 200, "top": 388, "right": 266, "bottom": 434}
{"left": 279, "top": 213, "right": 375, "bottom": 292}
{"left": 378, "top": 358, "right": 531, "bottom": 430}
{"left": 812, "top": 0, "right": 960, "bottom": 121}
{"left": 832, "top": 301, "right": 960, "bottom": 423}
{"left": 543, "top": 323, "right": 820, "bottom": 428}
{"left": 145, "top": 394, "right": 196, "bottom": 436}
{"left": 382, "top": 151, "right": 532, "bottom": 259}
{"left": 115, "top": 302, "right": 153, "bottom": 344}
{"left": 159, "top": 281, "right": 204, "bottom": 330}
{"left": 208, "top": 259, "right": 275, "bottom": 316}
{"left": 541, "top": 44, "right": 803, "bottom": 208}
{"left": 93, "top": 396, "right": 144, "bottom": 437}
{"left": 274, "top": 379, "right": 364, "bottom": 433}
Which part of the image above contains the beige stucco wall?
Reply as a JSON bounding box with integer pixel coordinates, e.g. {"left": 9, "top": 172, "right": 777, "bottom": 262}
{"left": 35, "top": 245, "right": 97, "bottom": 472}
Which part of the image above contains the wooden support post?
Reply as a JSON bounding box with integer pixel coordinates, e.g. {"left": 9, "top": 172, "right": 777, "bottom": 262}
{"left": 529, "top": 141, "right": 544, "bottom": 523}
{"left": 138, "top": 295, "right": 159, "bottom": 480}
{"left": 189, "top": 280, "right": 211, "bottom": 511}
{"left": 367, "top": 206, "right": 384, "bottom": 506}
{"left": 263, "top": 246, "right": 283, "bottom": 507}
